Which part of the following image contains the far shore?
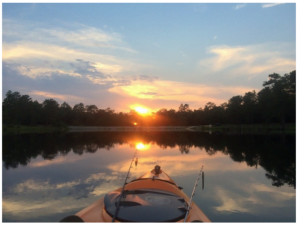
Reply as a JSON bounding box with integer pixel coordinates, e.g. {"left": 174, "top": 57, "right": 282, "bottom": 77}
{"left": 68, "top": 126, "right": 190, "bottom": 132}
{"left": 68, "top": 124, "right": 295, "bottom": 133}
{"left": 3, "top": 124, "right": 295, "bottom": 135}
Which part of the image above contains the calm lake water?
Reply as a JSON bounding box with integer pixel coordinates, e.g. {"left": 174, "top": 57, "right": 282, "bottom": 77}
{"left": 2, "top": 131, "right": 295, "bottom": 222}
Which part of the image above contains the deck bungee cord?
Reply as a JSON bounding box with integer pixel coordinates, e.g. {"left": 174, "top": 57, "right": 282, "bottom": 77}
{"left": 112, "top": 149, "right": 138, "bottom": 222}
{"left": 184, "top": 166, "right": 204, "bottom": 222}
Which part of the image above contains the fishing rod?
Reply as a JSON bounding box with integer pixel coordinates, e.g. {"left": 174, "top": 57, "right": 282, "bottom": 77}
{"left": 184, "top": 166, "right": 204, "bottom": 222}
{"left": 112, "top": 149, "right": 138, "bottom": 222}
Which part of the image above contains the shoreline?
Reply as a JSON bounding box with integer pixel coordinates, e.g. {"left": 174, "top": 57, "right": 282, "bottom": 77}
{"left": 2, "top": 124, "right": 295, "bottom": 135}
{"left": 68, "top": 126, "right": 190, "bottom": 132}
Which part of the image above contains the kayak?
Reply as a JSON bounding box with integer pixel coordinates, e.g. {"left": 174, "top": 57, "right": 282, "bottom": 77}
{"left": 60, "top": 165, "right": 210, "bottom": 222}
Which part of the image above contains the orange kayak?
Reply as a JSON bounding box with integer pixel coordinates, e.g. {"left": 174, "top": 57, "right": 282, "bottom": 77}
{"left": 60, "top": 165, "right": 210, "bottom": 222}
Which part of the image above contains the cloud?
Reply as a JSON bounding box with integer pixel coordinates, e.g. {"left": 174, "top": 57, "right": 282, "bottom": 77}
{"left": 213, "top": 178, "right": 295, "bottom": 214}
{"left": 2, "top": 168, "right": 124, "bottom": 220}
{"left": 2, "top": 61, "right": 138, "bottom": 110}
{"left": 28, "top": 91, "right": 85, "bottom": 102}
{"left": 132, "top": 75, "right": 159, "bottom": 82}
{"left": 262, "top": 3, "right": 285, "bottom": 8}
{"left": 13, "top": 179, "right": 83, "bottom": 194}
{"left": 2, "top": 43, "right": 133, "bottom": 84}
{"left": 3, "top": 19, "right": 137, "bottom": 53}
{"left": 3, "top": 42, "right": 125, "bottom": 72}
{"left": 138, "top": 92, "right": 158, "bottom": 96}
{"left": 198, "top": 43, "right": 295, "bottom": 80}
{"left": 2, "top": 19, "right": 150, "bottom": 80}
{"left": 108, "top": 147, "right": 254, "bottom": 180}
{"left": 214, "top": 187, "right": 251, "bottom": 213}
{"left": 109, "top": 79, "right": 255, "bottom": 107}
{"left": 71, "top": 59, "right": 105, "bottom": 78}
{"left": 2, "top": 18, "right": 153, "bottom": 110}
{"left": 3, "top": 58, "right": 128, "bottom": 88}
{"left": 70, "top": 59, "right": 120, "bottom": 85}
{"left": 235, "top": 4, "right": 246, "bottom": 10}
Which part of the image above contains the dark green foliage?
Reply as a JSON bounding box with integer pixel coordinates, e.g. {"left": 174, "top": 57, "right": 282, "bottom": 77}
{"left": 2, "top": 70, "right": 296, "bottom": 127}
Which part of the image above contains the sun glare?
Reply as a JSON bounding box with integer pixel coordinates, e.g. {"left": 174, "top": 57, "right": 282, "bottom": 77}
{"left": 134, "top": 106, "right": 150, "bottom": 115}
{"left": 135, "top": 142, "right": 150, "bottom": 151}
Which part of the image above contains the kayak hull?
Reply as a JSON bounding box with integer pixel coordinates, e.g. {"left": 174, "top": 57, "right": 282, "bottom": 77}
{"left": 74, "top": 168, "right": 210, "bottom": 222}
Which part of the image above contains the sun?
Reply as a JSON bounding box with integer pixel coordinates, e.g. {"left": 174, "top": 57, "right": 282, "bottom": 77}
{"left": 134, "top": 106, "right": 150, "bottom": 115}
{"left": 135, "top": 142, "right": 150, "bottom": 151}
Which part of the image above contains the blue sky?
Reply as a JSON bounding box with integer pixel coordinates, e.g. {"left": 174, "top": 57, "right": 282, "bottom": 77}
{"left": 2, "top": 3, "right": 296, "bottom": 112}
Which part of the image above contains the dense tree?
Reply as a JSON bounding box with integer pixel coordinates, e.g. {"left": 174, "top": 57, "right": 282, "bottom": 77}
{"left": 73, "top": 103, "right": 85, "bottom": 125}
{"left": 242, "top": 91, "right": 257, "bottom": 124}
{"left": 42, "top": 99, "right": 60, "bottom": 126}
{"left": 227, "top": 95, "right": 243, "bottom": 124}
{"left": 3, "top": 91, "right": 22, "bottom": 125}
{"left": 259, "top": 71, "right": 296, "bottom": 129}
{"left": 30, "top": 101, "right": 43, "bottom": 126}
{"left": 60, "top": 102, "right": 73, "bottom": 125}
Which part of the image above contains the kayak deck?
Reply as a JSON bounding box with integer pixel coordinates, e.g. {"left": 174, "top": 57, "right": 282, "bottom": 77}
{"left": 68, "top": 165, "right": 210, "bottom": 222}
{"left": 104, "top": 188, "right": 187, "bottom": 222}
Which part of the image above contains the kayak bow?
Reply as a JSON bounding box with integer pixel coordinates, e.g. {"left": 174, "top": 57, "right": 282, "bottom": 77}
{"left": 60, "top": 165, "right": 210, "bottom": 222}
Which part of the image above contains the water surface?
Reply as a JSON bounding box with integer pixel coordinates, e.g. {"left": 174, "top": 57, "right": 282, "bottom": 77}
{"left": 2, "top": 132, "right": 295, "bottom": 222}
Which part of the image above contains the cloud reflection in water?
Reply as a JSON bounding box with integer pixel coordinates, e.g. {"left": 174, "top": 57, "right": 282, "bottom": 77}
{"left": 2, "top": 132, "right": 295, "bottom": 222}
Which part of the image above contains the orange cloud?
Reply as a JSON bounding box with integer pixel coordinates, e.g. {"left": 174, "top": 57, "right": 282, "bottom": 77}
{"left": 109, "top": 80, "right": 255, "bottom": 106}
{"left": 29, "top": 90, "right": 85, "bottom": 102}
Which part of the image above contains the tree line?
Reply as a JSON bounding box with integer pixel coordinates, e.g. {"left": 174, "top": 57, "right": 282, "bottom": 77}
{"left": 2, "top": 70, "right": 295, "bottom": 128}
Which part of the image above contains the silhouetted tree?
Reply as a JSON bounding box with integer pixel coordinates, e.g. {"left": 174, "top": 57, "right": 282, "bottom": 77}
{"left": 242, "top": 90, "right": 257, "bottom": 124}
{"left": 60, "top": 102, "right": 73, "bottom": 125}
{"left": 227, "top": 95, "right": 243, "bottom": 124}
{"left": 42, "top": 99, "right": 60, "bottom": 126}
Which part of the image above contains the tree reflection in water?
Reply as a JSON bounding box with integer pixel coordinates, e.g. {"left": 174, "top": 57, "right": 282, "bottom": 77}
{"left": 2, "top": 132, "right": 295, "bottom": 188}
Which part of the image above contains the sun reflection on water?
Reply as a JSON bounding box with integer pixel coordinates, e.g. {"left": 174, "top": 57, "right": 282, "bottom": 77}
{"left": 135, "top": 142, "right": 150, "bottom": 151}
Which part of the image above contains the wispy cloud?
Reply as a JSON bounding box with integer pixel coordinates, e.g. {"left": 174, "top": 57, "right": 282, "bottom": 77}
{"left": 198, "top": 43, "right": 295, "bottom": 79}
{"left": 3, "top": 41, "right": 122, "bottom": 67}
{"left": 235, "top": 4, "right": 246, "bottom": 10}
{"left": 3, "top": 20, "right": 137, "bottom": 53}
{"left": 29, "top": 90, "right": 85, "bottom": 102}
{"left": 213, "top": 179, "right": 295, "bottom": 214}
{"left": 2, "top": 19, "right": 148, "bottom": 81}
{"left": 262, "top": 3, "right": 285, "bottom": 8}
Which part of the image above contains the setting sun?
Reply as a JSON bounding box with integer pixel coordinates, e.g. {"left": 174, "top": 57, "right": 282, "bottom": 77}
{"left": 134, "top": 106, "right": 149, "bottom": 115}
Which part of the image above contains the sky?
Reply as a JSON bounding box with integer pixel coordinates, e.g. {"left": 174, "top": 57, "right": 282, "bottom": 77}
{"left": 2, "top": 2, "right": 296, "bottom": 113}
